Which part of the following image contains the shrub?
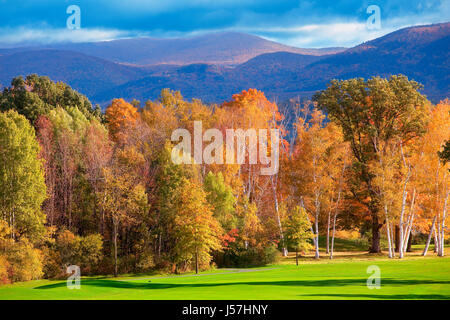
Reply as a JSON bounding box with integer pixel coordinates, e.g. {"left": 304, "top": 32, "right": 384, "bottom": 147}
{"left": 41, "top": 246, "right": 63, "bottom": 279}
{"left": 6, "top": 238, "right": 43, "bottom": 282}
{"left": 76, "top": 234, "right": 103, "bottom": 274}
{"left": 0, "top": 255, "right": 10, "bottom": 284}
{"left": 55, "top": 230, "right": 78, "bottom": 266}
{"left": 54, "top": 230, "right": 103, "bottom": 275}
{"left": 135, "top": 251, "right": 155, "bottom": 272}
{"left": 215, "top": 244, "right": 279, "bottom": 268}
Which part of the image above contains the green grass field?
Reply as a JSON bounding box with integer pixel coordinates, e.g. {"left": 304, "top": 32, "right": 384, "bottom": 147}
{"left": 1, "top": 250, "right": 449, "bottom": 300}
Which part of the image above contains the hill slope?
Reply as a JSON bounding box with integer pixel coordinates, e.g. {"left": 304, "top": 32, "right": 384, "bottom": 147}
{"left": 44, "top": 32, "right": 345, "bottom": 66}
{"left": 0, "top": 23, "right": 448, "bottom": 105}
{"left": 0, "top": 49, "right": 148, "bottom": 97}
{"left": 94, "top": 22, "right": 449, "bottom": 104}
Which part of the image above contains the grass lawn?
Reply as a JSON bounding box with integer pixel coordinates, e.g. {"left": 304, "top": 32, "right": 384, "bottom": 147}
{"left": 1, "top": 247, "right": 449, "bottom": 300}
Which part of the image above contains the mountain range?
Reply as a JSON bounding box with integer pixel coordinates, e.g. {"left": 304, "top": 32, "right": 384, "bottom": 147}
{"left": 0, "top": 23, "right": 448, "bottom": 106}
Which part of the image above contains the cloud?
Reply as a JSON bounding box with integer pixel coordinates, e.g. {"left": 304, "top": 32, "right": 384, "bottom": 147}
{"left": 254, "top": 23, "right": 395, "bottom": 47}
{"left": 0, "top": 27, "right": 133, "bottom": 46}
{"left": 0, "top": 0, "right": 448, "bottom": 47}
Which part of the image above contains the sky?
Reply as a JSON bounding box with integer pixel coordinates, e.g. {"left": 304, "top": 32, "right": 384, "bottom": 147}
{"left": 0, "top": 0, "right": 448, "bottom": 48}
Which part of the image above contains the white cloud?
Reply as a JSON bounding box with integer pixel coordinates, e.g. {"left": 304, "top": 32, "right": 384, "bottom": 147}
{"left": 269, "top": 22, "right": 395, "bottom": 47}
{"left": 0, "top": 27, "right": 131, "bottom": 45}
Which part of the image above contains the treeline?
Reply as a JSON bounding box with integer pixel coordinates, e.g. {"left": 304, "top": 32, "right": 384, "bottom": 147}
{"left": 0, "top": 74, "right": 448, "bottom": 283}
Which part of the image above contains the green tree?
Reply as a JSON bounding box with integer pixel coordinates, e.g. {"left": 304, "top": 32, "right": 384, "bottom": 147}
{"left": 204, "top": 172, "right": 236, "bottom": 231}
{"left": 313, "top": 75, "right": 429, "bottom": 253}
{"left": 152, "top": 142, "right": 199, "bottom": 266}
{"left": 0, "top": 75, "right": 98, "bottom": 123}
{"left": 53, "top": 230, "right": 103, "bottom": 274}
{"left": 0, "top": 110, "right": 47, "bottom": 242}
{"left": 283, "top": 206, "right": 314, "bottom": 266}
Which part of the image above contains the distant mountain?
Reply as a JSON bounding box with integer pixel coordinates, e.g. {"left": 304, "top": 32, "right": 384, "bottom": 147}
{"left": 0, "top": 49, "right": 148, "bottom": 97}
{"left": 93, "top": 22, "right": 449, "bottom": 104}
{"left": 41, "top": 32, "right": 346, "bottom": 66}
{"left": 92, "top": 52, "right": 327, "bottom": 103}
{"left": 0, "top": 23, "right": 448, "bottom": 106}
{"left": 277, "top": 22, "right": 450, "bottom": 102}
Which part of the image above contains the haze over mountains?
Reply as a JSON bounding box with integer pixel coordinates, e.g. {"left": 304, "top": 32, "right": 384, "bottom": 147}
{"left": 0, "top": 23, "right": 448, "bottom": 106}
{"left": 41, "top": 32, "right": 346, "bottom": 66}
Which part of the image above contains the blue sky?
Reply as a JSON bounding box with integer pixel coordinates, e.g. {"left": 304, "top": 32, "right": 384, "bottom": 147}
{"left": 0, "top": 0, "right": 448, "bottom": 48}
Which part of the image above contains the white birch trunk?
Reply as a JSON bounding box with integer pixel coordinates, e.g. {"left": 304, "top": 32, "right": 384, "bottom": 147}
{"left": 402, "top": 190, "right": 416, "bottom": 253}
{"left": 326, "top": 208, "right": 331, "bottom": 254}
{"left": 398, "top": 145, "right": 411, "bottom": 258}
{"left": 271, "top": 178, "right": 287, "bottom": 256}
{"left": 423, "top": 215, "right": 437, "bottom": 256}
{"left": 438, "top": 190, "right": 449, "bottom": 257}
{"left": 314, "top": 194, "right": 320, "bottom": 259}
{"left": 398, "top": 188, "right": 408, "bottom": 259}
{"left": 385, "top": 205, "right": 393, "bottom": 258}
{"left": 390, "top": 222, "right": 396, "bottom": 257}
{"left": 434, "top": 223, "right": 439, "bottom": 253}
{"left": 330, "top": 211, "right": 337, "bottom": 259}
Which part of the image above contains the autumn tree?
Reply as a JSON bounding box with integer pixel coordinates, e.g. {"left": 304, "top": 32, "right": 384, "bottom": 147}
{"left": 45, "top": 107, "right": 89, "bottom": 229}
{"left": 105, "top": 98, "right": 139, "bottom": 142}
{"left": 218, "top": 89, "right": 285, "bottom": 255}
{"left": 99, "top": 167, "right": 148, "bottom": 277}
{"left": 82, "top": 120, "right": 113, "bottom": 234}
{"left": 287, "top": 109, "right": 343, "bottom": 259}
{"left": 36, "top": 115, "right": 58, "bottom": 226}
{"left": 415, "top": 101, "right": 450, "bottom": 256}
{"left": 172, "top": 178, "right": 222, "bottom": 274}
{"left": 314, "top": 75, "right": 429, "bottom": 253}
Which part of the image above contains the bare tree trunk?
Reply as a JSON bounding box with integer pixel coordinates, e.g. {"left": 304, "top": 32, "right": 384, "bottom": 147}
{"left": 314, "top": 217, "right": 320, "bottom": 259}
{"left": 326, "top": 209, "right": 331, "bottom": 255}
{"left": 370, "top": 211, "right": 382, "bottom": 253}
{"left": 394, "top": 225, "right": 400, "bottom": 253}
{"left": 385, "top": 207, "right": 393, "bottom": 259}
{"left": 398, "top": 164, "right": 411, "bottom": 258}
{"left": 295, "top": 249, "right": 298, "bottom": 266}
{"left": 195, "top": 249, "right": 199, "bottom": 274}
{"left": 301, "top": 198, "right": 318, "bottom": 258}
{"left": 398, "top": 188, "right": 408, "bottom": 259}
{"left": 438, "top": 190, "right": 449, "bottom": 257}
{"left": 390, "top": 222, "right": 396, "bottom": 257}
{"left": 436, "top": 220, "right": 442, "bottom": 256}
{"left": 403, "top": 189, "right": 416, "bottom": 253}
{"left": 272, "top": 178, "right": 287, "bottom": 256}
{"left": 434, "top": 226, "right": 439, "bottom": 253}
{"left": 422, "top": 215, "right": 436, "bottom": 256}
{"left": 113, "top": 222, "right": 118, "bottom": 277}
{"left": 314, "top": 194, "right": 320, "bottom": 259}
{"left": 330, "top": 184, "right": 343, "bottom": 260}
{"left": 330, "top": 210, "right": 338, "bottom": 259}
{"left": 406, "top": 235, "right": 412, "bottom": 252}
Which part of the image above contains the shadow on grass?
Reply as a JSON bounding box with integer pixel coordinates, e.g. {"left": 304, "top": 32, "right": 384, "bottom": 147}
{"left": 34, "top": 278, "right": 450, "bottom": 295}
{"left": 299, "top": 293, "right": 450, "bottom": 300}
